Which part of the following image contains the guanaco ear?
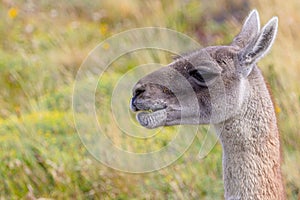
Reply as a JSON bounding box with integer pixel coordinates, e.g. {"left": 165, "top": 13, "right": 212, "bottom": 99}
{"left": 238, "top": 17, "right": 278, "bottom": 77}
{"left": 231, "top": 10, "right": 260, "bottom": 48}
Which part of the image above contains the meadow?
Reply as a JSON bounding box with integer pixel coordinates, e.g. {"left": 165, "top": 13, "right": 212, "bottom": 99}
{"left": 0, "top": 0, "right": 299, "bottom": 199}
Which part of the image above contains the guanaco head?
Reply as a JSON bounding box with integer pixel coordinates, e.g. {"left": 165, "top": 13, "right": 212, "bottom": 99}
{"left": 130, "top": 10, "right": 278, "bottom": 129}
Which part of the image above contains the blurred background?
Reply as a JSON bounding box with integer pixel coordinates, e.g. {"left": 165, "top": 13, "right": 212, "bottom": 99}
{"left": 0, "top": 0, "right": 299, "bottom": 199}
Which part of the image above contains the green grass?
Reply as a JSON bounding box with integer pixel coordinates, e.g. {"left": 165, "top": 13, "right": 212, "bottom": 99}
{"left": 0, "top": 0, "right": 299, "bottom": 199}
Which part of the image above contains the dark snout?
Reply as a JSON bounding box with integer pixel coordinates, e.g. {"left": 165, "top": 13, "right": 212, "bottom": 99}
{"left": 130, "top": 83, "right": 145, "bottom": 112}
{"left": 130, "top": 96, "right": 139, "bottom": 112}
{"left": 130, "top": 81, "right": 174, "bottom": 128}
{"left": 130, "top": 82, "right": 169, "bottom": 112}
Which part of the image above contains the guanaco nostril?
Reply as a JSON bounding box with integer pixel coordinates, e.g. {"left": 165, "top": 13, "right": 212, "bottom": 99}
{"left": 133, "top": 87, "right": 145, "bottom": 97}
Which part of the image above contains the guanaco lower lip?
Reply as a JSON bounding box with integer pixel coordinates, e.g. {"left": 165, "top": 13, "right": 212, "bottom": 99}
{"left": 136, "top": 108, "right": 167, "bottom": 129}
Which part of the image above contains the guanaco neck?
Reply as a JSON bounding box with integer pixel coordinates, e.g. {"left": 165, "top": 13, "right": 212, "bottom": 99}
{"left": 214, "top": 67, "right": 285, "bottom": 200}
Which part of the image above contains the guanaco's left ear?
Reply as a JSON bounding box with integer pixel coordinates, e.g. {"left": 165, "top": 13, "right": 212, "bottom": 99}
{"left": 238, "top": 17, "right": 278, "bottom": 76}
{"left": 231, "top": 10, "right": 260, "bottom": 48}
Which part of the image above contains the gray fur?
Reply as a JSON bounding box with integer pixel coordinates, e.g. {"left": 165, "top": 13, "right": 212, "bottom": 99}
{"left": 130, "top": 10, "right": 285, "bottom": 199}
{"left": 231, "top": 9, "right": 260, "bottom": 48}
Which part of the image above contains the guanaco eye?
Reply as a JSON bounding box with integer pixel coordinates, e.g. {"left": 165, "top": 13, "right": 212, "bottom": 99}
{"left": 189, "top": 70, "right": 218, "bottom": 86}
{"left": 189, "top": 70, "right": 205, "bottom": 83}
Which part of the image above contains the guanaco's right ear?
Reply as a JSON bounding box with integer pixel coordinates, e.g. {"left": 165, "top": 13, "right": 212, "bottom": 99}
{"left": 231, "top": 9, "right": 260, "bottom": 48}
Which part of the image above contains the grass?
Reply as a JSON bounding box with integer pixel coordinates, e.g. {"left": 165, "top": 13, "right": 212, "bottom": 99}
{"left": 0, "top": 0, "right": 299, "bottom": 199}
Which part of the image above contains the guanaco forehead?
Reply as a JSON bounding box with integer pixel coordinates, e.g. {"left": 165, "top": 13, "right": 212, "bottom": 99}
{"left": 172, "top": 45, "right": 239, "bottom": 74}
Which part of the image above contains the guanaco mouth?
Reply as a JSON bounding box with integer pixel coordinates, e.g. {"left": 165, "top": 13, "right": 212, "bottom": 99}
{"left": 135, "top": 107, "right": 167, "bottom": 129}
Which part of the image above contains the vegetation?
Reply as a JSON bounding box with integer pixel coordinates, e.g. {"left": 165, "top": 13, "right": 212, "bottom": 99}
{"left": 0, "top": 0, "right": 299, "bottom": 199}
